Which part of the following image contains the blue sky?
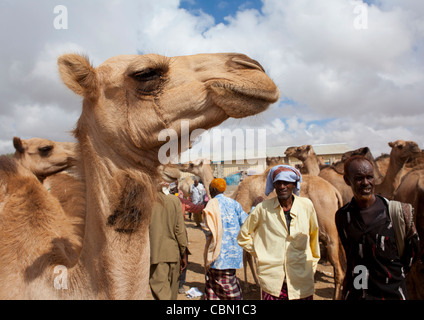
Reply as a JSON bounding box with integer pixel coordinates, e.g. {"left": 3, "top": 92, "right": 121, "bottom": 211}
{"left": 180, "top": 0, "right": 263, "bottom": 25}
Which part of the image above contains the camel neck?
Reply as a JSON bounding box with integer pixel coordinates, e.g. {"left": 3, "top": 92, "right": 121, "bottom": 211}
{"left": 303, "top": 156, "right": 320, "bottom": 175}
{"left": 76, "top": 141, "right": 153, "bottom": 299}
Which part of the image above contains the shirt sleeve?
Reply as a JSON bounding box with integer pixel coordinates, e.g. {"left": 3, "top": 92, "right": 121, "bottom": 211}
{"left": 237, "top": 205, "right": 260, "bottom": 257}
{"left": 236, "top": 202, "right": 248, "bottom": 226}
{"left": 309, "top": 204, "right": 321, "bottom": 273}
{"left": 174, "top": 199, "right": 188, "bottom": 256}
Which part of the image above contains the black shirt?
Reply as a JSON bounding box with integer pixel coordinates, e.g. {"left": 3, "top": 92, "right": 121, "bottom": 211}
{"left": 335, "top": 196, "right": 408, "bottom": 300}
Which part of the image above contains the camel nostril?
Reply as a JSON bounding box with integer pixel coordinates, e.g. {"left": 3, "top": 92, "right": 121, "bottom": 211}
{"left": 228, "top": 54, "right": 265, "bottom": 72}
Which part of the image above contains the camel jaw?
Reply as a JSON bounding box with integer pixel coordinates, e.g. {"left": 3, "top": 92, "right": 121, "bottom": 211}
{"left": 208, "top": 81, "right": 280, "bottom": 118}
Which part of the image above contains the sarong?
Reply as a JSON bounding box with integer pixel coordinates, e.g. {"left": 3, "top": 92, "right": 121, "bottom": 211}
{"left": 262, "top": 282, "right": 313, "bottom": 300}
{"left": 205, "top": 268, "right": 242, "bottom": 300}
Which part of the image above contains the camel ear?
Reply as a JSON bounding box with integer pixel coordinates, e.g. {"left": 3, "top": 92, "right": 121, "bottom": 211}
{"left": 58, "top": 54, "right": 98, "bottom": 99}
{"left": 388, "top": 141, "right": 395, "bottom": 148}
{"left": 13, "top": 137, "right": 25, "bottom": 153}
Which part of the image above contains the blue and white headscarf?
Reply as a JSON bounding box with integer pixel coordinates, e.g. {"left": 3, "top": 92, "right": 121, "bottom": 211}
{"left": 265, "top": 165, "right": 302, "bottom": 196}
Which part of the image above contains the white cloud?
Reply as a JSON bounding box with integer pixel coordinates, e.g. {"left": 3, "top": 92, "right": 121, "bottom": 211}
{"left": 0, "top": 0, "right": 423, "bottom": 157}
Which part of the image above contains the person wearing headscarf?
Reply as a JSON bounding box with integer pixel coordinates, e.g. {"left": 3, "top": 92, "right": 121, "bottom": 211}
{"left": 202, "top": 178, "right": 248, "bottom": 300}
{"left": 237, "top": 164, "right": 320, "bottom": 300}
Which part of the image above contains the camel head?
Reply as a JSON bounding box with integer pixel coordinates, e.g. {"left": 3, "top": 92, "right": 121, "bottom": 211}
{"left": 266, "top": 156, "right": 284, "bottom": 167}
{"left": 341, "top": 147, "right": 372, "bottom": 162}
{"left": 12, "top": 137, "right": 77, "bottom": 181}
{"left": 285, "top": 145, "right": 314, "bottom": 162}
{"left": 177, "top": 158, "right": 207, "bottom": 175}
{"left": 388, "top": 140, "right": 421, "bottom": 164}
{"left": 57, "top": 53, "right": 279, "bottom": 164}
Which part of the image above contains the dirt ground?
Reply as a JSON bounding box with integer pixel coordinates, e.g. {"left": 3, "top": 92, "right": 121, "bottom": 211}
{"left": 146, "top": 207, "right": 336, "bottom": 301}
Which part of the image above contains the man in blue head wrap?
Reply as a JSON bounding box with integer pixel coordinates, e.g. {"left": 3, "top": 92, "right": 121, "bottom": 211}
{"left": 238, "top": 164, "right": 320, "bottom": 300}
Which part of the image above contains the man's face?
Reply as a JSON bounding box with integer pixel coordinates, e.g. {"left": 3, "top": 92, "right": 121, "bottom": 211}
{"left": 344, "top": 159, "right": 375, "bottom": 202}
{"left": 273, "top": 180, "right": 295, "bottom": 202}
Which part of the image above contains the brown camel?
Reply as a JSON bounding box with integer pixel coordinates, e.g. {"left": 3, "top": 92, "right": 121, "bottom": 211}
{"left": 178, "top": 175, "right": 195, "bottom": 199}
{"left": 374, "top": 140, "right": 421, "bottom": 199}
{"left": 12, "top": 137, "right": 77, "bottom": 182}
{"left": 12, "top": 137, "right": 85, "bottom": 255}
{"left": 319, "top": 147, "right": 383, "bottom": 205}
{"left": 284, "top": 145, "right": 321, "bottom": 176}
{"left": 232, "top": 167, "right": 345, "bottom": 300}
{"left": 177, "top": 158, "right": 214, "bottom": 198}
{"left": 266, "top": 156, "right": 285, "bottom": 167}
{"left": 0, "top": 52, "right": 279, "bottom": 299}
{"left": 393, "top": 166, "right": 424, "bottom": 299}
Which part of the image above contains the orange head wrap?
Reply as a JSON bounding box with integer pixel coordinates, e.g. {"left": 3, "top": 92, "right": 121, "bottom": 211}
{"left": 210, "top": 178, "right": 227, "bottom": 193}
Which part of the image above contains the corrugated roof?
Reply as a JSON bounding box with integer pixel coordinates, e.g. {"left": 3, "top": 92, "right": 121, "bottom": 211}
{"left": 266, "top": 143, "right": 353, "bottom": 157}
{"left": 180, "top": 143, "right": 353, "bottom": 162}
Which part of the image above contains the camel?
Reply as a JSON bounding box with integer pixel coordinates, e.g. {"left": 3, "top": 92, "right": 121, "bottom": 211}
{"left": 393, "top": 166, "right": 424, "bottom": 299}
{"left": 374, "top": 140, "right": 421, "bottom": 199}
{"left": 177, "top": 158, "right": 214, "bottom": 198}
{"left": 375, "top": 153, "right": 390, "bottom": 176}
{"left": 178, "top": 175, "right": 195, "bottom": 198}
{"left": 12, "top": 137, "right": 86, "bottom": 253}
{"left": 284, "top": 145, "right": 321, "bottom": 176}
{"left": 266, "top": 156, "right": 285, "bottom": 167}
{"left": 12, "top": 137, "right": 77, "bottom": 182}
{"left": 319, "top": 147, "right": 384, "bottom": 205}
{"left": 0, "top": 52, "right": 279, "bottom": 299}
{"left": 231, "top": 167, "right": 345, "bottom": 300}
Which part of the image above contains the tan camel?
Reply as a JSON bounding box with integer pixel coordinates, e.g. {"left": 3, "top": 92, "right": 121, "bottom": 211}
{"left": 178, "top": 175, "right": 195, "bottom": 198}
{"left": 231, "top": 167, "right": 345, "bottom": 300}
{"left": 284, "top": 145, "right": 321, "bottom": 176}
{"left": 266, "top": 156, "right": 285, "bottom": 167}
{"left": 319, "top": 147, "right": 383, "bottom": 205}
{"left": 12, "top": 137, "right": 77, "bottom": 182}
{"left": 375, "top": 154, "right": 390, "bottom": 176}
{"left": 374, "top": 140, "right": 421, "bottom": 199}
{"left": 12, "top": 137, "right": 86, "bottom": 258}
{"left": 0, "top": 52, "right": 278, "bottom": 299}
{"left": 177, "top": 158, "right": 214, "bottom": 198}
{"left": 393, "top": 166, "right": 424, "bottom": 299}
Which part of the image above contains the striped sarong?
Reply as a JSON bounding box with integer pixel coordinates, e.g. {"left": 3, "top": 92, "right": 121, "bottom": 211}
{"left": 205, "top": 268, "right": 242, "bottom": 300}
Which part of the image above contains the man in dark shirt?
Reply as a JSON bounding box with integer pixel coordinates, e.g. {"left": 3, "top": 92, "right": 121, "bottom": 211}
{"left": 335, "top": 155, "right": 420, "bottom": 300}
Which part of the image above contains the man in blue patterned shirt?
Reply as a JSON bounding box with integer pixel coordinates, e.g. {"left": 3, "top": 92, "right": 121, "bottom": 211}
{"left": 202, "top": 178, "right": 248, "bottom": 300}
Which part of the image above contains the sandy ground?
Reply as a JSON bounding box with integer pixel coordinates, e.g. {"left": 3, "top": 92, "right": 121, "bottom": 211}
{"left": 146, "top": 211, "right": 335, "bottom": 301}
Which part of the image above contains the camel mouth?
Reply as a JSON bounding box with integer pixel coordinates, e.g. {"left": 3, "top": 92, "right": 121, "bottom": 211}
{"left": 209, "top": 81, "right": 280, "bottom": 104}
{"left": 208, "top": 80, "right": 279, "bottom": 118}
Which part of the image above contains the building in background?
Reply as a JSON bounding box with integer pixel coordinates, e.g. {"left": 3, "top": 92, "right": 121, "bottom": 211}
{"left": 180, "top": 143, "right": 353, "bottom": 182}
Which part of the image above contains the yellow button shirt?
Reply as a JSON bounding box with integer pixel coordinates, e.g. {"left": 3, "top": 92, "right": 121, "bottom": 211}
{"left": 237, "top": 195, "right": 320, "bottom": 299}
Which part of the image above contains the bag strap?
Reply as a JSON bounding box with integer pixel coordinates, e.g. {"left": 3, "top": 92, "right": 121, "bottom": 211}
{"left": 387, "top": 199, "right": 406, "bottom": 257}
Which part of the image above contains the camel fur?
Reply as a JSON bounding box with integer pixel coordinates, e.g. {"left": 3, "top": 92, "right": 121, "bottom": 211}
{"left": 0, "top": 52, "right": 279, "bottom": 299}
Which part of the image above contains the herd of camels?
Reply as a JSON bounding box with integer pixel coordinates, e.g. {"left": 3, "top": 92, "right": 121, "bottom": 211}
{"left": 0, "top": 52, "right": 423, "bottom": 300}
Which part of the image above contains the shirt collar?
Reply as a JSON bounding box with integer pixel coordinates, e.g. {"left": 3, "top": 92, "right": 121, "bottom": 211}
{"left": 272, "top": 194, "right": 298, "bottom": 209}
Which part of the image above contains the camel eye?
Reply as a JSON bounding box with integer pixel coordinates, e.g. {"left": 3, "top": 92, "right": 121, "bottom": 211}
{"left": 131, "top": 69, "right": 161, "bottom": 82}
{"left": 38, "top": 146, "right": 53, "bottom": 156}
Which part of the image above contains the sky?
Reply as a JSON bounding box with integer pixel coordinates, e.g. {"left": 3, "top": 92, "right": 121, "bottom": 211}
{"left": 0, "top": 0, "right": 423, "bottom": 158}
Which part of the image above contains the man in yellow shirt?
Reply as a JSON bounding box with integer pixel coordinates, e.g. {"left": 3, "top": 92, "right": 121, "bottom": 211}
{"left": 237, "top": 165, "right": 320, "bottom": 300}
